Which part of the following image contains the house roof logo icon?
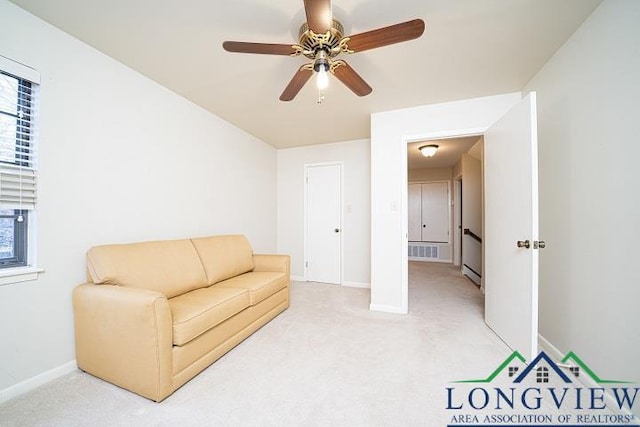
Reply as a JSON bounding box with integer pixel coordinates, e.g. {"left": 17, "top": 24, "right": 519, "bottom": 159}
{"left": 454, "top": 350, "right": 630, "bottom": 384}
{"left": 512, "top": 351, "right": 572, "bottom": 383}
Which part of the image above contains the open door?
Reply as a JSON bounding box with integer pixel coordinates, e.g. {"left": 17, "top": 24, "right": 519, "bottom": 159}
{"left": 484, "top": 92, "right": 539, "bottom": 362}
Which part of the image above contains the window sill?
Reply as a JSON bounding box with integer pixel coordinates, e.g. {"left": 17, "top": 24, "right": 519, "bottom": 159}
{"left": 0, "top": 266, "right": 44, "bottom": 286}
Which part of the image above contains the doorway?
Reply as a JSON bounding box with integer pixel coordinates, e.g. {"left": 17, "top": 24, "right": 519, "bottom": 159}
{"left": 398, "top": 93, "right": 540, "bottom": 361}
{"left": 406, "top": 136, "right": 481, "bottom": 271}
{"left": 370, "top": 93, "right": 521, "bottom": 317}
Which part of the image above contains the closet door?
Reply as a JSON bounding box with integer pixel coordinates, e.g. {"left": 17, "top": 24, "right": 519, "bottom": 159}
{"left": 421, "top": 182, "right": 449, "bottom": 243}
{"left": 408, "top": 184, "right": 422, "bottom": 241}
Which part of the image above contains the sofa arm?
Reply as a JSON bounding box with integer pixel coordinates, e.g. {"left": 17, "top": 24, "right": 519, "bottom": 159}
{"left": 252, "top": 254, "right": 290, "bottom": 278}
{"left": 72, "top": 283, "right": 174, "bottom": 401}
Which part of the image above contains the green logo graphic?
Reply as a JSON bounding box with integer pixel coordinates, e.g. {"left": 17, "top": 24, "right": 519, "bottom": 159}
{"left": 454, "top": 350, "right": 632, "bottom": 384}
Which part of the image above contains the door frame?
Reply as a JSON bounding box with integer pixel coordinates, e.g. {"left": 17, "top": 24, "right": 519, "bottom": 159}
{"left": 304, "top": 161, "right": 344, "bottom": 284}
{"left": 453, "top": 176, "right": 462, "bottom": 266}
{"left": 401, "top": 129, "right": 486, "bottom": 312}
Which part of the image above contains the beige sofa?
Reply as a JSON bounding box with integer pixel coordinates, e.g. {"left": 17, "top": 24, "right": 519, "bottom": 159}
{"left": 72, "top": 235, "right": 290, "bottom": 402}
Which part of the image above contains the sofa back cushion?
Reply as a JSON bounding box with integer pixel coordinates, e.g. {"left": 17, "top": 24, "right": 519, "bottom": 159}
{"left": 87, "top": 239, "right": 208, "bottom": 298}
{"left": 191, "top": 235, "right": 254, "bottom": 285}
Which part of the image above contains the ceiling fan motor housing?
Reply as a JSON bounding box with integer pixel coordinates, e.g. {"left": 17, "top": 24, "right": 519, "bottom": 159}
{"left": 298, "top": 19, "right": 346, "bottom": 60}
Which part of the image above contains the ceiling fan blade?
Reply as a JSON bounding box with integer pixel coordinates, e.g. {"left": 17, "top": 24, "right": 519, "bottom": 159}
{"left": 303, "top": 0, "right": 332, "bottom": 34}
{"left": 332, "top": 61, "right": 372, "bottom": 97}
{"left": 223, "top": 41, "right": 297, "bottom": 56}
{"left": 280, "top": 67, "right": 313, "bottom": 101}
{"left": 345, "top": 19, "right": 425, "bottom": 53}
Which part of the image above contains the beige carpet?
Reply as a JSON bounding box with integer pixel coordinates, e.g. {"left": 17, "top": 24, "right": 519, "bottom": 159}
{"left": 0, "top": 262, "right": 512, "bottom": 426}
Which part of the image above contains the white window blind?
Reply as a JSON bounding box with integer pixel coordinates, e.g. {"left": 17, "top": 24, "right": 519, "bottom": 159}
{"left": 0, "top": 66, "right": 37, "bottom": 210}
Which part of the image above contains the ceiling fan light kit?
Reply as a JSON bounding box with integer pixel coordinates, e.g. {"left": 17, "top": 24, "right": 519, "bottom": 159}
{"left": 222, "top": 0, "right": 425, "bottom": 102}
{"left": 312, "top": 50, "right": 330, "bottom": 90}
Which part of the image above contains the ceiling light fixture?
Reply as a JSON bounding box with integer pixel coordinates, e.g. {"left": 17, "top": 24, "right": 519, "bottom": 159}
{"left": 419, "top": 144, "right": 439, "bottom": 158}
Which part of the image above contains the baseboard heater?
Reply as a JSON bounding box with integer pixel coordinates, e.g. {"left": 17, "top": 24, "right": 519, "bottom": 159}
{"left": 462, "top": 264, "right": 481, "bottom": 286}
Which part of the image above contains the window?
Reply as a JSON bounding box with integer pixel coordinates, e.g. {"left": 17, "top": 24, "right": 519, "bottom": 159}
{"left": 569, "top": 366, "right": 580, "bottom": 378}
{"left": 0, "top": 61, "right": 38, "bottom": 270}
{"left": 0, "top": 209, "right": 28, "bottom": 267}
{"left": 536, "top": 366, "right": 549, "bottom": 383}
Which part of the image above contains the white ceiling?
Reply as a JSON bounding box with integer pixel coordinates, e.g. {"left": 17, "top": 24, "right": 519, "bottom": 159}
{"left": 8, "top": 0, "right": 601, "bottom": 149}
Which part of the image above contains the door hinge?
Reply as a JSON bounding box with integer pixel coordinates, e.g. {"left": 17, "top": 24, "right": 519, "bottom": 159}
{"left": 305, "top": 261, "right": 308, "bottom": 267}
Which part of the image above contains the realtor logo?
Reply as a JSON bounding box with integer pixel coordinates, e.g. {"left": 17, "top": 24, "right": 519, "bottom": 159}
{"left": 445, "top": 351, "right": 640, "bottom": 426}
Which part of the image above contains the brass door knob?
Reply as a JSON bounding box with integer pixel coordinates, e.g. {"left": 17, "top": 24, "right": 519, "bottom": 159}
{"left": 517, "top": 240, "right": 530, "bottom": 249}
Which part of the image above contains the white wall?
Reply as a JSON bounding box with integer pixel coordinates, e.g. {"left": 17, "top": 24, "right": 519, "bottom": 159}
{"left": 408, "top": 167, "right": 452, "bottom": 182}
{"left": 461, "top": 153, "right": 482, "bottom": 280}
{"left": 370, "top": 93, "right": 521, "bottom": 313}
{"left": 524, "top": 0, "right": 640, "bottom": 381}
{"left": 0, "top": 0, "right": 277, "bottom": 398}
{"left": 277, "top": 139, "right": 371, "bottom": 286}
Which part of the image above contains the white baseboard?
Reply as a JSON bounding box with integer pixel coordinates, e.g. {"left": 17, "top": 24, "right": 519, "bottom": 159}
{"left": 342, "top": 281, "right": 371, "bottom": 289}
{"left": 538, "top": 334, "right": 639, "bottom": 422}
{"left": 290, "top": 276, "right": 370, "bottom": 289}
{"left": 538, "top": 334, "right": 563, "bottom": 360}
{"left": 369, "top": 303, "right": 407, "bottom": 314}
{"left": 0, "top": 360, "right": 77, "bottom": 404}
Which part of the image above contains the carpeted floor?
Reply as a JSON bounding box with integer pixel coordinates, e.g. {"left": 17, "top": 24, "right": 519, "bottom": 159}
{"left": 0, "top": 262, "right": 512, "bottom": 426}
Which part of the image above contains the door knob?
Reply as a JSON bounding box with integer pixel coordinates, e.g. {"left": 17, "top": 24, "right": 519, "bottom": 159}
{"left": 534, "top": 240, "right": 546, "bottom": 249}
{"left": 517, "top": 240, "right": 530, "bottom": 249}
{"left": 334, "top": 228, "right": 340, "bottom": 233}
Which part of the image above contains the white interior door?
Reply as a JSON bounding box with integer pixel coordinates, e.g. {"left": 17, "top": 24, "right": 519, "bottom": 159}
{"left": 305, "top": 163, "right": 342, "bottom": 284}
{"left": 408, "top": 184, "right": 422, "bottom": 241}
{"left": 484, "top": 92, "right": 539, "bottom": 362}
{"left": 421, "top": 182, "right": 449, "bottom": 242}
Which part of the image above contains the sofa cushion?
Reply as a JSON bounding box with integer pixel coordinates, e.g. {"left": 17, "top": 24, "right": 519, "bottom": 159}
{"left": 169, "top": 286, "right": 250, "bottom": 346}
{"left": 87, "top": 239, "right": 208, "bottom": 298}
{"left": 190, "top": 235, "right": 255, "bottom": 285}
{"left": 216, "top": 272, "right": 287, "bottom": 306}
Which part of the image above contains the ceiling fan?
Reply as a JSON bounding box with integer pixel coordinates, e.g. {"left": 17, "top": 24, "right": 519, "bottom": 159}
{"left": 222, "top": 0, "right": 425, "bottom": 102}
